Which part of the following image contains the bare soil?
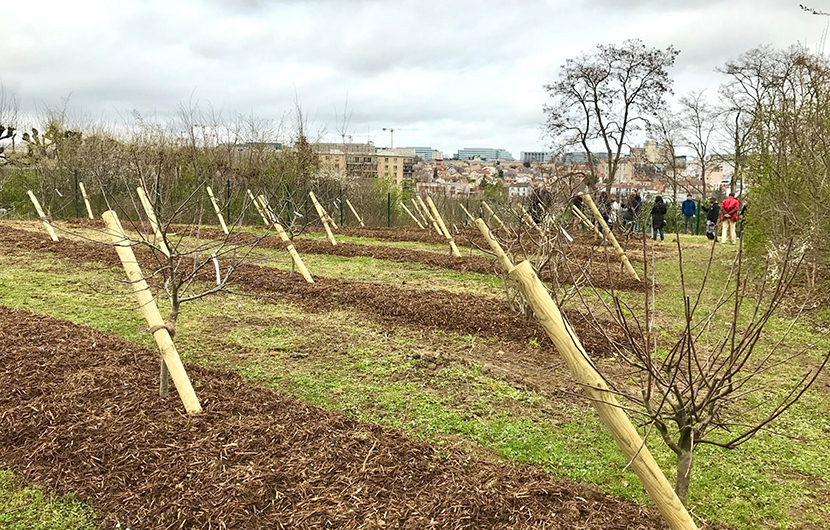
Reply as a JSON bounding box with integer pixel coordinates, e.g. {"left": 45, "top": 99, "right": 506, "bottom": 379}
{"left": 0, "top": 306, "right": 671, "bottom": 529}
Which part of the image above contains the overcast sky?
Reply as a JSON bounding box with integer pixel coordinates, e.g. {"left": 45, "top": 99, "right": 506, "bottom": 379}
{"left": 2, "top": 0, "right": 828, "bottom": 156}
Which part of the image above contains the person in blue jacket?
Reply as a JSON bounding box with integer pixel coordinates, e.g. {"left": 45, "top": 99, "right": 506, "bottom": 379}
{"left": 681, "top": 193, "right": 697, "bottom": 233}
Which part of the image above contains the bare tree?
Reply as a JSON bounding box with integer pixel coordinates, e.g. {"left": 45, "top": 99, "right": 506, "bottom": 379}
{"left": 569, "top": 237, "right": 828, "bottom": 506}
{"left": 646, "top": 106, "right": 686, "bottom": 202}
{"left": 544, "top": 39, "right": 678, "bottom": 194}
{"left": 679, "top": 91, "right": 720, "bottom": 197}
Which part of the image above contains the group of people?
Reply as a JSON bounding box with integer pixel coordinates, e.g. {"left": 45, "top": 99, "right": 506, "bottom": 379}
{"left": 574, "top": 190, "right": 643, "bottom": 232}
{"left": 573, "top": 190, "right": 743, "bottom": 244}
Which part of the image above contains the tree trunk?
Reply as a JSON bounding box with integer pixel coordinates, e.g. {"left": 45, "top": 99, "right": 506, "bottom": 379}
{"left": 675, "top": 446, "right": 694, "bottom": 506}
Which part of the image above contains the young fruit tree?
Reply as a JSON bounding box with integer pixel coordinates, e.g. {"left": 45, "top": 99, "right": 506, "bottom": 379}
{"left": 576, "top": 238, "right": 829, "bottom": 505}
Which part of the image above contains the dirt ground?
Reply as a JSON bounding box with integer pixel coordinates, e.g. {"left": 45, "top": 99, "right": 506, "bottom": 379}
{"left": 0, "top": 224, "right": 631, "bottom": 360}
{"left": 0, "top": 306, "right": 669, "bottom": 529}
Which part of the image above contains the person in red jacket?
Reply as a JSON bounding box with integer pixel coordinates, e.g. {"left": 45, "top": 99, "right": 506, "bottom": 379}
{"left": 720, "top": 192, "right": 740, "bottom": 244}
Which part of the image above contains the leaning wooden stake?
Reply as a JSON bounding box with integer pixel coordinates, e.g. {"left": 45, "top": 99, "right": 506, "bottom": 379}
{"left": 482, "top": 200, "right": 505, "bottom": 228}
{"left": 508, "top": 260, "right": 694, "bottom": 529}
{"left": 206, "top": 186, "right": 229, "bottom": 234}
{"left": 426, "top": 195, "right": 461, "bottom": 258}
{"left": 458, "top": 202, "right": 475, "bottom": 223}
{"left": 572, "top": 204, "right": 602, "bottom": 238}
{"left": 136, "top": 186, "right": 170, "bottom": 257}
{"left": 256, "top": 196, "right": 313, "bottom": 283}
{"left": 27, "top": 190, "right": 59, "bottom": 241}
{"left": 78, "top": 181, "right": 94, "bottom": 219}
{"left": 401, "top": 203, "right": 424, "bottom": 229}
{"left": 583, "top": 194, "right": 640, "bottom": 281}
{"left": 102, "top": 210, "right": 202, "bottom": 415}
{"left": 247, "top": 189, "right": 270, "bottom": 226}
{"left": 475, "top": 218, "right": 513, "bottom": 271}
{"left": 519, "top": 204, "right": 545, "bottom": 237}
{"left": 345, "top": 199, "right": 365, "bottom": 227}
{"left": 411, "top": 198, "right": 430, "bottom": 226}
{"left": 309, "top": 191, "right": 337, "bottom": 246}
{"left": 417, "top": 195, "right": 443, "bottom": 236}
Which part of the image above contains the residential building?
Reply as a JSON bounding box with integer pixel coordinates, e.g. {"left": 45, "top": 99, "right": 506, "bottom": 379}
{"left": 508, "top": 181, "right": 531, "bottom": 199}
{"left": 377, "top": 148, "right": 416, "bottom": 187}
{"left": 313, "top": 142, "right": 378, "bottom": 179}
{"left": 455, "top": 147, "right": 514, "bottom": 161}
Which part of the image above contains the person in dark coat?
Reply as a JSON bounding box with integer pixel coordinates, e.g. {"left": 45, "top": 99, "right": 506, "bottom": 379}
{"left": 650, "top": 195, "right": 668, "bottom": 241}
{"left": 700, "top": 196, "right": 720, "bottom": 241}
{"left": 681, "top": 194, "right": 697, "bottom": 234}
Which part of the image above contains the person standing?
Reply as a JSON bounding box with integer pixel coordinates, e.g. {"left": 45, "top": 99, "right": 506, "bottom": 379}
{"left": 609, "top": 195, "right": 621, "bottom": 228}
{"left": 624, "top": 190, "right": 642, "bottom": 232}
{"left": 700, "top": 196, "right": 720, "bottom": 241}
{"left": 720, "top": 192, "right": 740, "bottom": 244}
{"left": 681, "top": 193, "right": 697, "bottom": 234}
{"left": 650, "top": 195, "right": 667, "bottom": 241}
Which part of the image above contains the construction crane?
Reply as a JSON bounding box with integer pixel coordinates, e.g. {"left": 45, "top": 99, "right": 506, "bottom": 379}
{"left": 381, "top": 127, "right": 419, "bottom": 149}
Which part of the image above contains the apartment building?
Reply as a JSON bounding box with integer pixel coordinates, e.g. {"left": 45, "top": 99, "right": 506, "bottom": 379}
{"left": 377, "top": 148, "right": 416, "bottom": 187}
{"left": 313, "top": 142, "right": 378, "bottom": 179}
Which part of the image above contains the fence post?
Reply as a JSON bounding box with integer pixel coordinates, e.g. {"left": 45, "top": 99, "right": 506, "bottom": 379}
{"left": 73, "top": 170, "right": 80, "bottom": 218}
{"left": 226, "top": 179, "right": 231, "bottom": 223}
{"left": 695, "top": 200, "right": 701, "bottom": 236}
{"left": 387, "top": 192, "right": 391, "bottom": 228}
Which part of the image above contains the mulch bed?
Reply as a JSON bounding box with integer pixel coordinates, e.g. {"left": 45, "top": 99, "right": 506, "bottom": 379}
{"left": 0, "top": 307, "right": 669, "bottom": 529}
{"left": 191, "top": 227, "right": 645, "bottom": 293}
{"left": 0, "top": 224, "right": 632, "bottom": 359}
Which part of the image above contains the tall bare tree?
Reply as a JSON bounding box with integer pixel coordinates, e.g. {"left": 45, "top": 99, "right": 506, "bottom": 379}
{"left": 679, "top": 91, "right": 720, "bottom": 197}
{"left": 646, "top": 106, "right": 686, "bottom": 202}
{"left": 544, "top": 39, "right": 678, "bottom": 194}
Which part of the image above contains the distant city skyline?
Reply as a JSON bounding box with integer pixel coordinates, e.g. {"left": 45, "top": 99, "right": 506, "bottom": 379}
{"left": 2, "top": 1, "right": 827, "bottom": 158}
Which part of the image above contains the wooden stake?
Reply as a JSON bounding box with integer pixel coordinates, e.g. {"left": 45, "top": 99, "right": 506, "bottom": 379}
{"left": 309, "top": 191, "right": 337, "bottom": 246}
{"left": 417, "top": 195, "right": 443, "bottom": 236}
{"left": 27, "top": 190, "right": 59, "bottom": 241}
{"left": 583, "top": 194, "right": 641, "bottom": 281}
{"left": 508, "top": 260, "right": 694, "bottom": 529}
{"left": 475, "top": 218, "right": 513, "bottom": 271}
{"left": 256, "top": 194, "right": 275, "bottom": 223}
{"left": 458, "top": 202, "right": 475, "bottom": 223}
{"left": 411, "top": 198, "right": 430, "bottom": 226}
{"left": 345, "top": 199, "right": 365, "bottom": 227}
{"left": 136, "top": 186, "right": 170, "bottom": 257}
{"left": 274, "top": 223, "right": 314, "bottom": 283}
{"left": 102, "top": 210, "right": 202, "bottom": 415}
{"left": 247, "top": 189, "right": 270, "bottom": 226}
{"left": 572, "top": 204, "right": 601, "bottom": 238}
{"left": 519, "top": 204, "right": 545, "bottom": 237}
{"left": 482, "top": 201, "right": 505, "bottom": 228}
{"left": 79, "top": 181, "right": 94, "bottom": 219}
{"left": 426, "top": 195, "right": 461, "bottom": 258}
{"left": 206, "top": 186, "right": 229, "bottom": 234}
{"left": 401, "top": 203, "right": 424, "bottom": 229}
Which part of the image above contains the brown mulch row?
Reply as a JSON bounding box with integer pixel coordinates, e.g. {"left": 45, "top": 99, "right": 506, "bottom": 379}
{"left": 0, "top": 224, "right": 630, "bottom": 358}
{"left": 192, "top": 227, "right": 645, "bottom": 293}
{"left": 0, "top": 307, "right": 668, "bottom": 529}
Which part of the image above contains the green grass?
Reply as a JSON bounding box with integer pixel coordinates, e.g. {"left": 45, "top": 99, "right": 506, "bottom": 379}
{"left": 1, "top": 236, "right": 830, "bottom": 529}
{"left": 0, "top": 470, "right": 97, "bottom": 530}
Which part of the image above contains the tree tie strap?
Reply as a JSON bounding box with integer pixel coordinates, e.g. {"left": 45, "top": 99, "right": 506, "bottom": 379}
{"left": 149, "top": 324, "right": 176, "bottom": 338}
